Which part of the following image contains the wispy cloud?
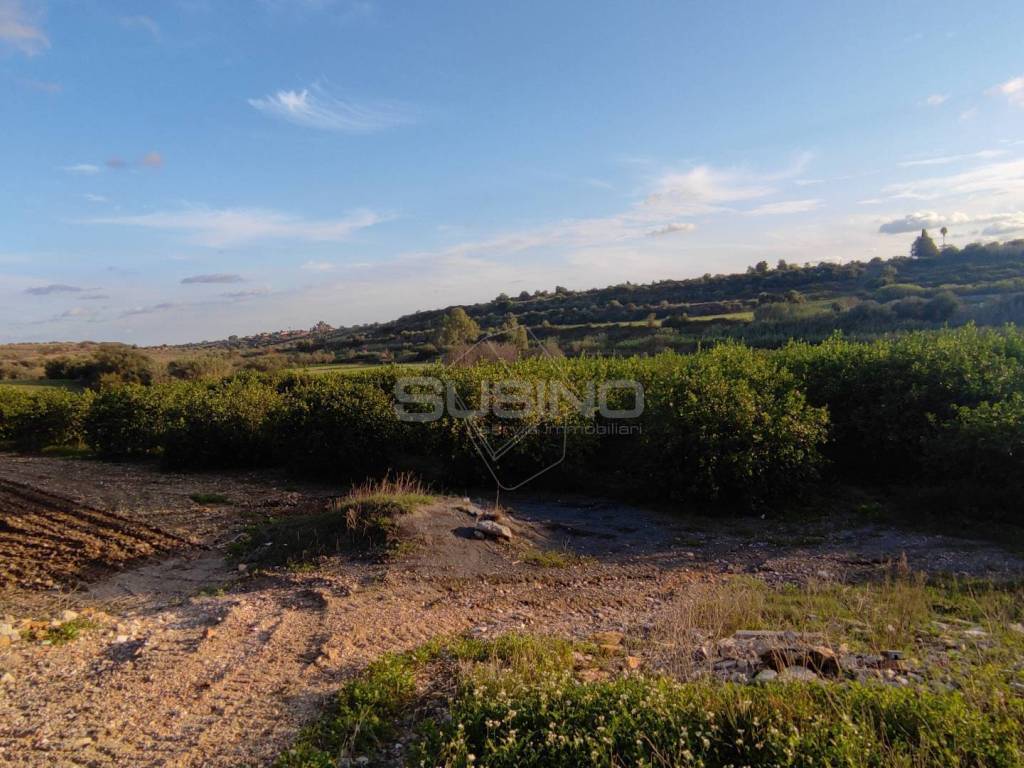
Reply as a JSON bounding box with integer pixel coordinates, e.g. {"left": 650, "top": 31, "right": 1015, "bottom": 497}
{"left": 748, "top": 199, "right": 820, "bottom": 215}
{"left": 141, "top": 151, "right": 163, "bottom": 168}
{"left": 88, "top": 206, "right": 385, "bottom": 247}
{"left": 882, "top": 158, "right": 1024, "bottom": 201}
{"left": 181, "top": 273, "right": 244, "bottom": 284}
{"left": 898, "top": 149, "right": 1007, "bottom": 168}
{"left": 989, "top": 74, "right": 1024, "bottom": 107}
{"left": 923, "top": 93, "right": 948, "bottom": 107}
{"left": 120, "top": 15, "right": 160, "bottom": 40}
{"left": 0, "top": 0, "right": 48, "bottom": 56}
{"left": 25, "top": 283, "right": 83, "bottom": 296}
{"left": 63, "top": 163, "right": 101, "bottom": 175}
{"left": 647, "top": 222, "right": 696, "bottom": 237}
{"left": 248, "top": 83, "right": 414, "bottom": 132}
{"left": 221, "top": 288, "right": 268, "bottom": 299}
{"left": 643, "top": 152, "right": 813, "bottom": 217}
{"left": 301, "top": 260, "right": 336, "bottom": 271}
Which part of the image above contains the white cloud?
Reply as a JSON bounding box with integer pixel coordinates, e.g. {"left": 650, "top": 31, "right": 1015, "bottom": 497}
{"left": 989, "top": 74, "right": 1024, "bottom": 107}
{"left": 249, "top": 84, "right": 414, "bottom": 132}
{"left": 642, "top": 152, "right": 812, "bottom": 217}
{"left": 878, "top": 211, "right": 971, "bottom": 234}
{"left": 63, "top": 164, "right": 101, "bottom": 175}
{"left": 882, "top": 158, "right": 1024, "bottom": 201}
{"left": 979, "top": 212, "right": 1024, "bottom": 236}
{"left": 923, "top": 94, "right": 948, "bottom": 107}
{"left": 88, "top": 206, "right": 385, "bottom": 247}
{"left": 647, "top": 222, "right": 696, "bottom": 237}
{"left": 747, "top": 199, "right": 820, "bottom": 216}
{"left": 959, "top": 107, "right": 978, "bottom": 122}
{"left": 877, "top": 210, "right": 1024, "bottom": 236}
{"left": 0, "top": 0, "right": 48, "bottom": 56}
{"left": 898, "top": 149, "right": 1007, "bottom": 168}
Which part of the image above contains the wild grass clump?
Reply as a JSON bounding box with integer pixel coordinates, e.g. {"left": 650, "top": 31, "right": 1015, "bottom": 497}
{"left": 274, "top": 634, "right": 1024, "bottom": 768}
{"left": 416, "top": 672, "right": 1024, "bottom": 768}
{"left": 520, "top": 548, "right": 589, "bottom": 568}
{"left": 233, "top": 474, "right": 434, "bottom": 568}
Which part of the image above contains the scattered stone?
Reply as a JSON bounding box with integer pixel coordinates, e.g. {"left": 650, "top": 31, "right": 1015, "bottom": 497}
{"left": 472, "top": 530, "right": 486, "bottom": 540}
{"left": 760, "top": 645, "right": 838, "bottom": 677}
{"left": 0, "top": 672, "right": 14, "bottom": 685}
{"left": 625, "top": 655, "right": 641, "bottom": 670}
{"left": 0, "top": 635, "right": 10, "bottom": 649}
{"left": 778, "top": 666, "right": 819, "bottom": 682}
{"left": 475, "top": 519, "right": 513, "bottom": 541}
{"left": 455, "top": 502, "right": 482, "bottom": 517}
{"left": 60, "top": 610, "right": 79, "bottom": 623}
{"left": 592, "top": 631, "right": 624, "bottom": 647}
{"left": 237, "top": 563, "right": 248, "bottom": 573}
{"left": 964, "top": 627, "right": 988, "bottom": 638}
{"left": 754, "top": 668, "right": 778, "bottom": 683}
{"left": 881, "top": 649, "right": 903, "bottom": 661}
{"left": 114, "top": 635, "right": 129, "bottom": 644}
{"left": 1010, "top": 623, "right": 1024, "bottom": 635}
{"left": 204, "top": 628, "right": 217, "bottom": 640}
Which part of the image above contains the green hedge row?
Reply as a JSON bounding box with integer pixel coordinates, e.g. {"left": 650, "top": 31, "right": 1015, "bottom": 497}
{"left": 2, "top": 326, "right": 1022, "bottom": 511}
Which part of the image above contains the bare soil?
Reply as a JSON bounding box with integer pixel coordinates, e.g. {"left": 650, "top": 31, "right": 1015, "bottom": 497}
{"left": 0, "top": 454, "right": 1021, "bottom": 767}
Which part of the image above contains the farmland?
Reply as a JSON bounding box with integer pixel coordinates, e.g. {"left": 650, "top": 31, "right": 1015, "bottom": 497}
{"left": 3, "top": 248, "right": 1024, "bottom": 767}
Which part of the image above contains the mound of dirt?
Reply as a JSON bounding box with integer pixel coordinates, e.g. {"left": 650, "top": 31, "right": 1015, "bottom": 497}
{"left": 0, "top": 478, "right": 188, "bottom": 590}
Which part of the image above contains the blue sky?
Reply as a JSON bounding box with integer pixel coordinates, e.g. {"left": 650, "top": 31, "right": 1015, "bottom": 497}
{"left": 2, "top": 0, "right": 1024, "bottom": 344}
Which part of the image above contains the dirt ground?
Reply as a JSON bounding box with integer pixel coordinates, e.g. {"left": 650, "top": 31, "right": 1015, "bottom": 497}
{"left": 0, "top": 453, "right": 1022, "bottom": 768}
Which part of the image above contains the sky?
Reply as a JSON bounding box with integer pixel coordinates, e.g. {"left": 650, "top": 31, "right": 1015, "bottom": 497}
{"left": 2, "top": 0, "right": 1024, "bottom": 345}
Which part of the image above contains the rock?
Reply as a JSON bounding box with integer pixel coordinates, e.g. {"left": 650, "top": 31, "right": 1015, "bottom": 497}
{"left": 0, "top": 623, "right": 14, "bottom": 636}
{"left": 204, "top": 628, "right": 217, "bottom": 640}
{"left": 237, "top": 563, "right": 248, "bottom": 572}
{"left": 759, "top": 645, "right": 838, "bottom": 677}
{"left": 114, "top": 635, "right": 129, "bottom": 644}
{"left": 475, "top": 519, "right": 512, "bottom": 541}
{"left": 881, "top": 649, "right": 903, "bottom": 661}
{"left": 778, "top": 666, "right": 819, "bottom": 682}
{"left": 0, "top": 635, "right": 10, "bottom": 649}
{"left": 0, "top": 672, "right": 14, "bottom": 685}
{"left": 964, "top": 627, "right": 988, "bottom": 638}
{"left": 592, "top": 631, "right": 624, "bottom": 647}
{"left": 1010, "top": 623, "right": 1024, "bottom": 635}
{"left": 472, "top": 530, "right": 486, "bottom": 540}
{"left": 455, "top": 503, "right": 481, "bottom": 517}
{"left": 754, "top": 668, "right": 778, "bottom": 683}
{"left": 60, "top": 610, "right": 79, "bottom": 623}
{"left": 625, "top": 655, "right": 641, "bottom": 670}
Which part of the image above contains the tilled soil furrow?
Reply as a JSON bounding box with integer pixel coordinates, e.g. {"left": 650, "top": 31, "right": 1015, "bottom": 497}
{"left": 0, "top": 479, "right": 186, "bottom": 589}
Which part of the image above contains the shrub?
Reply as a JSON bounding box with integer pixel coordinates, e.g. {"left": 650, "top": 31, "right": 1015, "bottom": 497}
{"left": 274, "top": 375, "right": 400, "bottom": 480}
{"left": 1, "top": 388, "right": 92, "bottom": 451}
{"left": 634, "top": 345, "right": 828, "bottom": 505}
{"left": 161, "top": 374, "right": 282, "bottom": 468}
{"left": 85, "top": 384, "right": 168, "bottom": 458}
{"left": 778, "top": 326, "right": 1024, "bottom": 480}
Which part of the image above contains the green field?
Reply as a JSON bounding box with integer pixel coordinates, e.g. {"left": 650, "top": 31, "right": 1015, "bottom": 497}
{"left": 290, "top": 361, "right": 433, "bottom": 375}
{"left": 0, "top": 379, "right": 82, "bottom": 392}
